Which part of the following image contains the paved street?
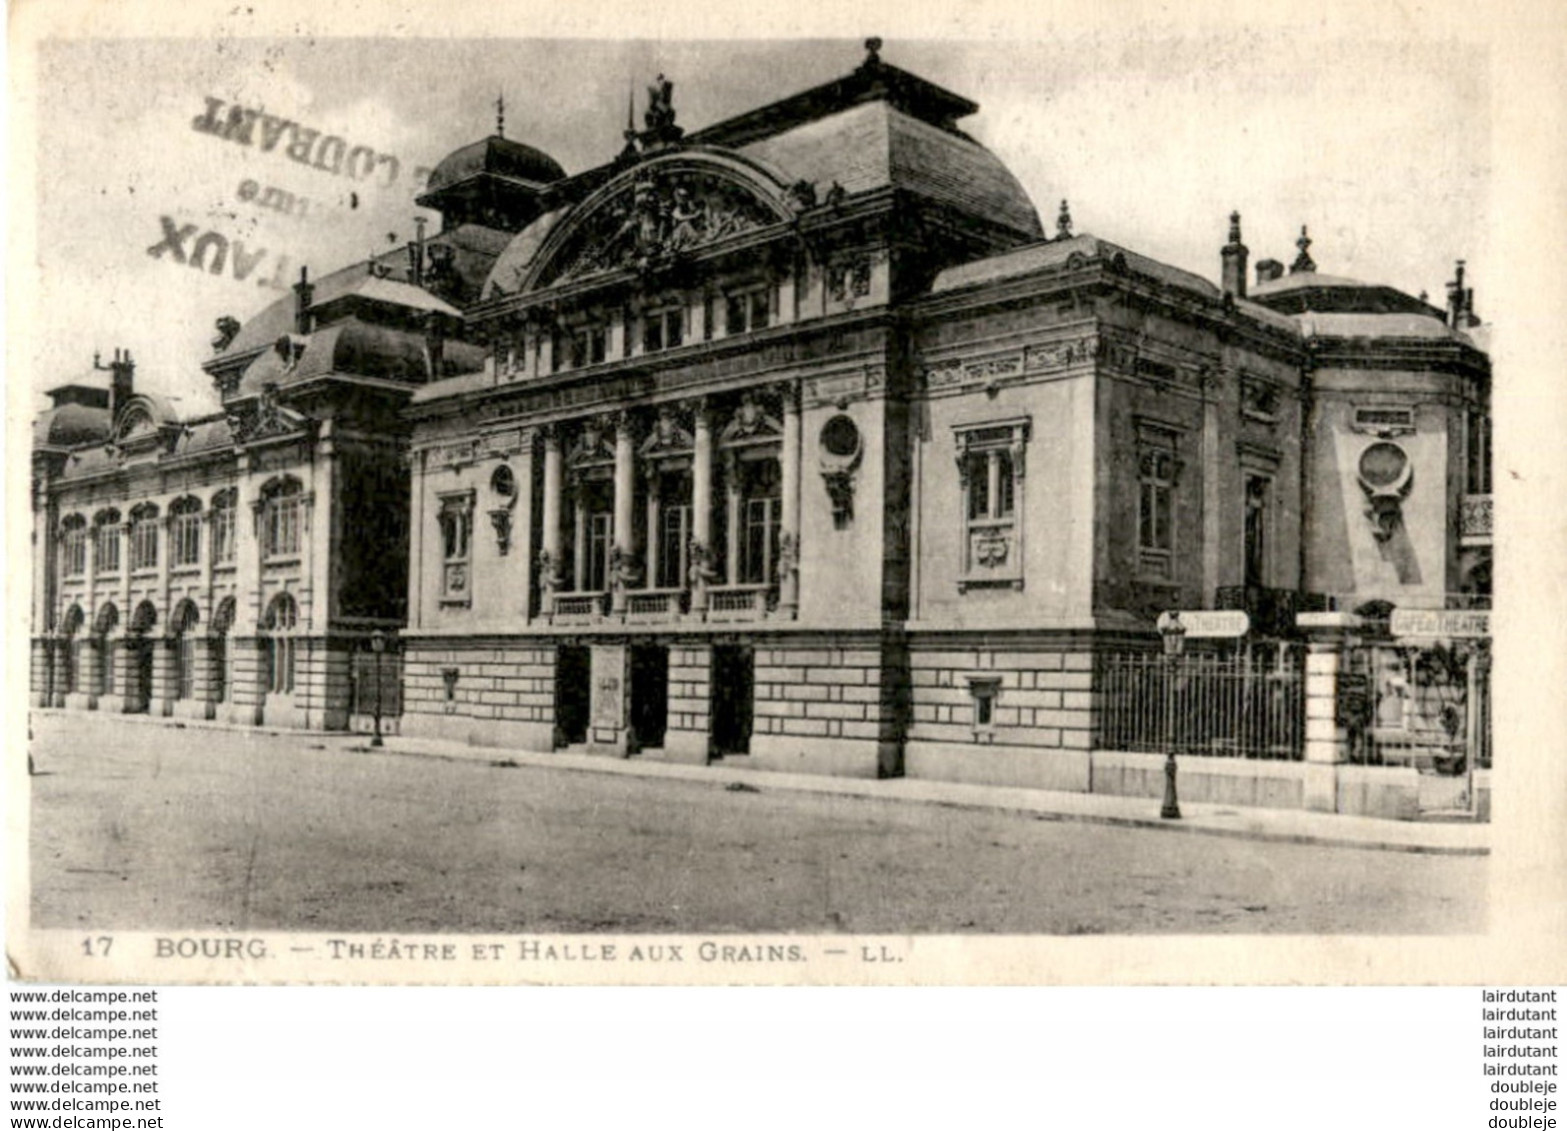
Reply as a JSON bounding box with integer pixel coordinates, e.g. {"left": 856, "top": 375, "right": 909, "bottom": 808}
{"left": 28, "top": 714, "right": 1485, "bottom": 934}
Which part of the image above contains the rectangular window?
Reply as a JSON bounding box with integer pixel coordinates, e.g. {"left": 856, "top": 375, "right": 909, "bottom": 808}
{"left": 130, "top": 518, "right": 158, "bottom": 572}
{"left": 1138, "top": 447, "right": 1178, "bottom": 578}
{"left": 658, "top": 503, "right": 691, "bottom": 590}
{"left": 95, "top": 525, "right": 121, "bottom": 574}
{"left": 439, "top": 494, "right": 473, "bottom": 602}
{"left": 1467, "top": 410, "right": 1492, "bottom": 495}
{"left": 724, "top": 287, "right": 771, "bottom": 336}
{"left": 1244, "top": 474, "right": 1271, "bottom": 588}
{"left": 739, "top": 496, "right": 780, "bottom": 585}
{"left": 172, "top": 512, "right": 201, "bottom": 568}
{"left": 643, "top": 306, "right": 684, "bottom": 353}
{"left": 62, "top": 526, "right": 88, "bottom": 577}
{"left": 211, "top": 505, "right": 236, "bottom": 565}
{"left": 264, "top": 497, "right": 301, "bottom": 558}
{"left": 969, "top": 678, "right": 1000, "bottom": 729}
{"left": 955, "top": 419, "right": 1028, "bottom": 590}
{"left": 586, "top": 512, "right": 612, "bottom": 592}
{"left": 1135, "top": 420, "right": 1182, "bottom": 579}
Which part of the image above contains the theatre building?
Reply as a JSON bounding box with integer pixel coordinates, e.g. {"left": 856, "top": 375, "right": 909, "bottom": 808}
{"left": 33, "top": 43, "right": 1492, "bottom": 816}
{"left": 398, "top": 42, "right": 1492, "bottom": 810}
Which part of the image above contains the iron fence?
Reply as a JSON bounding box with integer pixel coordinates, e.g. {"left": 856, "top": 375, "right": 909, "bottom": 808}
{"left": 1096, "top": 647, "right": 1304, "bottom": 760}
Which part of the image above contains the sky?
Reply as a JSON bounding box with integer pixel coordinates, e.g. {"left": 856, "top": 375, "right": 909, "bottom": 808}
{"left": 26, "top": 34, "right": 1489, "bottom": 415}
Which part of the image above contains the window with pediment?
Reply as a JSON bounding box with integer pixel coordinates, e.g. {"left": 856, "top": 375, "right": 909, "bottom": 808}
{"left": 439, "top": 492, "right": 474, "bottom": 604}
{"left": 954, "top": 417, "right": 1029, "bottom": 591}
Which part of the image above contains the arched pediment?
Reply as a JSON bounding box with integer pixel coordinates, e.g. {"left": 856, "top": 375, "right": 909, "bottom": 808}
{"left": 524, "top": 150, "right": 800, "bottom": 292}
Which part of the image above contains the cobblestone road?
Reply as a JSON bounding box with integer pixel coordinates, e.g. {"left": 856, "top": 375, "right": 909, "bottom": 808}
{"left": 28, "top": 714, "right": 1485, "bottom": 934}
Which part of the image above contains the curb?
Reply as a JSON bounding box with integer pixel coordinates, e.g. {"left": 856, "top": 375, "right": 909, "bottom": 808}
{"left": 32, "top": 710, "right": 1490, "bottom": 857}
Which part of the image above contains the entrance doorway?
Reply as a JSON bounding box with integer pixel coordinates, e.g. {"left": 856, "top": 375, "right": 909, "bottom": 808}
{"left": 629, "top": 644, "right": 669, "bottom": 752}
{"left": 711, "top": 644, "right": 754, "bottom": 756}
{"left": 130, "top": 639, "right": 154, "bottom": 713}
{"left": 555, "top": 644, "right": 591, "bottom": 747}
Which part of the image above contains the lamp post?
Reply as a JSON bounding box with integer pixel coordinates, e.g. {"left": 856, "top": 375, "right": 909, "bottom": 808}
{"left": 1158, "top": 612, "right": 1187, "bottom": 820}
{"left": 370, "top": 629, "right": 386, "bottom": 748}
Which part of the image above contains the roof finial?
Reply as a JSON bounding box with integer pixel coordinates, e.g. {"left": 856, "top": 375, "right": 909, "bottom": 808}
{"left": 864, "top": 37, "right": 883, "bottom": 66}
{"left": 496, "top": 92, "right": 505, "bottom": 138}
{"left": 1228, "top": 210, "right": 1243, "bottom": 245}
{"left": 1056, "top": 199, "right": 1073, "bottom": 240}
{"left": 1290, "top": 224, "right": 1316, "bottom": 274}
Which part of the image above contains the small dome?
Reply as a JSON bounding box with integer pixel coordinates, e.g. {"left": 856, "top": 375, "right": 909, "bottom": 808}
{"left": 425, "top": 135, "right": 566, "bottom": 196}
{"left": 35, "top": 403, "right": 110, "bottom": 448}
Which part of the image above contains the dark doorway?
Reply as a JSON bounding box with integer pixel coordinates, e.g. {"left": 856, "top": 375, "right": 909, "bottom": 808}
{"left": 555, "top": 644, "right": 591, "bottom": 747}
{"left": 629, "top": 644, "right": 669, "bottom": 752}
{"left": 711, "top": 644, "right": 754, "bottom": 756}
{"left": 131, "top": 638, "right": 154, "bottom": 713}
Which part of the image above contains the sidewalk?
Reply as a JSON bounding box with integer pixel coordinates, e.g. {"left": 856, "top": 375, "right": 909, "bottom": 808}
{"left": 33, "top": 709, "right": 1491, "bottom": 856}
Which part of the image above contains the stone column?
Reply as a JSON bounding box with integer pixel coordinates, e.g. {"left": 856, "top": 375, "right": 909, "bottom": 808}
{"left": 150, "top": 635, "right": 175, "bottom": 716}
{"left": 644, "top": 471, "right": 661, "bottom": 588}
{"left": 408, "top": 449, "right": 427, "bottom": 626}
{"left": 1201, "top": 370, "right": 1223, "bottom": 601}
{"left": 115, "top": 638, "right": 139, "bottom": 713}
{"left": 611, "top": 412, "right": 635, "bottom": 615}
{"left": 540, "top": 426, "right": 563, "bottom": 610}
{"left": 571, "top": 485, "right": 587, "bottom": 594}
{"left": 118, "top": 520, "right": 133, "bottom": 621}
{"left": 691, "top": 400, "right": 714, "bottom": 613}
{"left": 779, "top": 381, "right": 802, "bottom": 616}
{"left": 1296, "top": 612, "right": 1364, "bottom": 813}
{"left": 724, "top": 452, "right": 741, "bottom": 586}
{"left": 515, "top": 429, "right": 536, "bottom": 621}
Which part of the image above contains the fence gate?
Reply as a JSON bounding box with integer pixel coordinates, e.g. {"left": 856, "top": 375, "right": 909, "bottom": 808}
{"left": 1357, "top": 638, "right": 1491, "bottom": 815}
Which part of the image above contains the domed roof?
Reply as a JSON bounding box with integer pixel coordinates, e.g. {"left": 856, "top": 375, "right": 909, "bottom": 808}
{"left": 34, "top": 402, "right": 110, "bottom": 448}
{"left": 425, "top": 135, "right": 566, "bottom": 196}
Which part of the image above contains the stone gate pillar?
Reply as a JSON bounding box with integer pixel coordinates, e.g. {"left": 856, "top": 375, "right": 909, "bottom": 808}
{"left": 1296, "top": 612, "right": 1364, "bottom": 812}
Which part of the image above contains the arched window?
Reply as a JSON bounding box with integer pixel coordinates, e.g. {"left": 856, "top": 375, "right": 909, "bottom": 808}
{"left": 93, "top": 509, "right": 122, "bottom": 574}
{"left": 262, "top": 592, "right": 298, "bottom": 695}
{"left": 260, "top": 478, "right": 304, "bottom": 559}
{"left": 61, "top": 515, "right": 88, "bottom": 578}
{"left": 169, "top": 497, "right": 202, "bottom": 569}
{"left": 210, "top": 488, "right": 238, "bottom": 566}
{"left": 129, "top": 503, "right": 160, "bottom": 572}
{"left": 210, "top": 597, "right": 236, "bottom": 703}
{"left": 170, "top": 600, "right": 200, "bottom": 700}
{"left": 93, "top": 604, "right": 119, "bottom": 697}
{"left": 59, "top": 604, "right": 84, "bottom": 695}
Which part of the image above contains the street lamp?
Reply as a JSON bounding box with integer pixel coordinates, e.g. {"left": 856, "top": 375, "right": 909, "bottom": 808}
{"left": 1158, "top": 612, "right": 1187, "bottom": 820}
{"left": 369, "top": 629, "right": 387, "bottom": 748}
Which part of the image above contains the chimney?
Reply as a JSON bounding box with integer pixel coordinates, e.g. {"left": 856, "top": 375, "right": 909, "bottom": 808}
{"left": 1446, "top": 259, "right": 1477, "bottom": 328}
{"left": 293, "top": 267, "right": 314, "bottom": 334}
{"left": 108, "top": 348, "right": 135, "bottom": 419}
{"left": 1255, "top": 258, "right": 1284, "bottom": 286}
{"left": 1221, "top": 211, "right": 1248, "bottom": 299}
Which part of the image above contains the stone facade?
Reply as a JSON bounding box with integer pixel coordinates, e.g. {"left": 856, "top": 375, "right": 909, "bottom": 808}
{"left": 32, "top": 45, "right": 1493, "bottom": 818}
